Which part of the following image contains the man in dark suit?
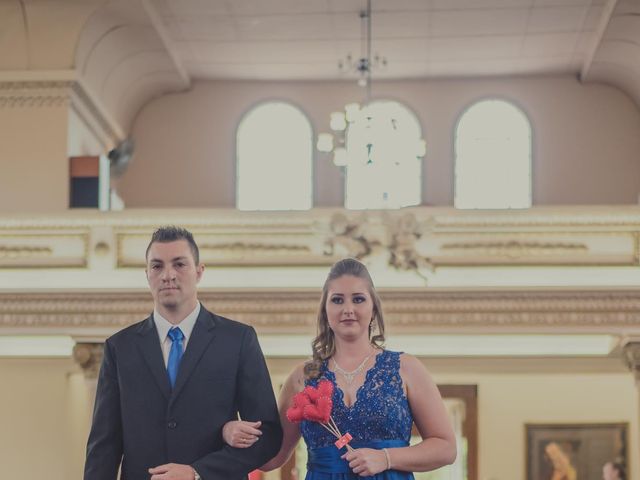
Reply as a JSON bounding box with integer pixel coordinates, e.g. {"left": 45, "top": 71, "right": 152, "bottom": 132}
{"left": 84, "top": 226, "right": 282, "bottom": 480}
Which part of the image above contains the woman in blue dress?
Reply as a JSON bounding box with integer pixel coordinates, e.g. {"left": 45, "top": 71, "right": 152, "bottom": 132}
{"left": 223, "top": 258, "right": 456, "bottom": 479}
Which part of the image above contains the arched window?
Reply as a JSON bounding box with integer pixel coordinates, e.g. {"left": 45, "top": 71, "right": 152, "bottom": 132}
{"left": 237, "top": 102, "right": 313, "bottom": 210}
{"left": 454, "top": 99, "right": 532, "bottom": 209}
{"left": 345, "top": 100, "right": 424, "bottom": 210}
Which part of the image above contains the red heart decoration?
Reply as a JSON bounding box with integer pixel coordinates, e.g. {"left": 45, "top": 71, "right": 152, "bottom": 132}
{"left": 286, "top": 404, "right": 304, "bottom": 422}
{"left": 286, "top": 391, "right": 312, "bottom": 423}
{"left": 315, "top": 395, "right": 332, "bottom": 422}
{"left": 303, "top": 404, "right": 326, "bottom": 422}
{"left": 289, "top": 381, "right": 335, "bottom": 424}
{"left": 303, "top": 385, "right": 321, "bottom": 402}
{"left": 317, "top": 380, "right": 334, "bottom": 398}
{"left": 293, "top": 391, "right": 311, "bottom": 407}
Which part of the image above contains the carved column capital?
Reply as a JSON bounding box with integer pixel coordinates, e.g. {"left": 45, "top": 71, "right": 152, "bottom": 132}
{"left": 623, "top": 341, "right": 640, "bottom": 385}
{"left": 72, "top": 342, "right": 104, "bottom": 380}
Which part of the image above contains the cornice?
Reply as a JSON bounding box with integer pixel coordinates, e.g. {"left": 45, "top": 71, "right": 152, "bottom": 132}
{"left": 1, "top": 289, "right": 639, "bottom": 335}
{"left": 0, "top": 77, "right": 123, "bottom": 148}
{"left": 0, "top": 80, "right": 74, "bottom": 108}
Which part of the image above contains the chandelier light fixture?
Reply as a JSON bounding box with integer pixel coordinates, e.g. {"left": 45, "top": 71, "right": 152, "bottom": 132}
{"left": 317, "top": 0, "right": 426, "bottom": 168}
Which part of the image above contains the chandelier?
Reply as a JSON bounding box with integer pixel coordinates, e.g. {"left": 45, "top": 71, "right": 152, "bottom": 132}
{"left": 317, "top": 0, "right": 426, "bottom": 168}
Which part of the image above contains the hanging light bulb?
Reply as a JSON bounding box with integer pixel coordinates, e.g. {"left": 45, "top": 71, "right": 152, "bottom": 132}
{"left": 330, "top": 112, "right": 347, "bottom": 131}
{"left": 333, "top": 148, "right": 348, "bottom": 167}
{"left": 345, "top": 103, "right": 361, "bottom": 122}
{"left": 317, "top": 133, "right": 334, "bottom": 153}
{"left": 316, "top": 0, "right": 425, "bottom": 173}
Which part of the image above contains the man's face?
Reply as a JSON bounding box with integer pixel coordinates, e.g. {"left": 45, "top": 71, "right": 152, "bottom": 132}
{"left": 146, "top": 240, "right": 203, "bottom": 312}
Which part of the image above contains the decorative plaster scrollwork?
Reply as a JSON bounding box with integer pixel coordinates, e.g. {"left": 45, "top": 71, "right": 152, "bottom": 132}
{"left": 386, "top": 213, "right": 433, "bottom": 271}
{"left": 324, "top": 213, "right": 375, "bottom": 259}
{"left": 324, "top": 212, "right": 433, "bottom": 273}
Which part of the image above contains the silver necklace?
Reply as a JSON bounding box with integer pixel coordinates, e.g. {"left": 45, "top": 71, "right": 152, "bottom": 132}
{"left": 332, "top": 350, "right": 375, "bottom": 385}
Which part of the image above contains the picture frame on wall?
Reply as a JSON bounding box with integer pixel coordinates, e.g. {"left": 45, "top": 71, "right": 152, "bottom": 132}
{"left": 525, "top": 423, "right": 628, "bottom": 480}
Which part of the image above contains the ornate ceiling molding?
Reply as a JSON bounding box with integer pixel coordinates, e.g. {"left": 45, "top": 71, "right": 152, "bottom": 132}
{"left": 1, "top": 289, "right": 639, "bottom": 336}
{"left": 0, "top": 77, "right": 122, "bottom": 151}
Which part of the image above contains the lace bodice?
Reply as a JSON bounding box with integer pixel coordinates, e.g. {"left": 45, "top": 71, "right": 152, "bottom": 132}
{"left": 300, "top": 350, "right": 413, "bottom": 449}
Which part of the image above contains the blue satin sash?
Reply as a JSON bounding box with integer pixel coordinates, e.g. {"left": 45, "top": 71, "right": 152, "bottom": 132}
{"left": 307, "top": 439, "right": 409, "bottom": 474}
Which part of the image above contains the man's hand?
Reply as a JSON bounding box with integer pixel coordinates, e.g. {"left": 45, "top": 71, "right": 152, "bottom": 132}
{"left": 149, "top": 463, "right": 196, "bottom": 479}
{"left": 222, "top": 420, "right": 262, "bottom": 448}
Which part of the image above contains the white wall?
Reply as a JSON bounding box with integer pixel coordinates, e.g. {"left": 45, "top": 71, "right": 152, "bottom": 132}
{"left": 438, "top": 371, "right": 637, "bottom": 480}
{"left": 0, "top": 358, "right": 92, "bottom": 480}
{"left": 0, "top": 104, "right": 70, "bottom": 212}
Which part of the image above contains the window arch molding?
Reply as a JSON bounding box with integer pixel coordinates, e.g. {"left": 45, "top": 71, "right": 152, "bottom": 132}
{"left": 453, "top": 96, "right": 533, "bottom": 209}
{"left": 344, "top": 97, "right": 425, "bottom": 210}
{"left": 235, "top": 99, "right": 315, "bottom": 211}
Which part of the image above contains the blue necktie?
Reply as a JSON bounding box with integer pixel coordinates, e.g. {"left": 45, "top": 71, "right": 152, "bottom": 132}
{"left": 167, "top": 327, "right": 184, "bottom": 389}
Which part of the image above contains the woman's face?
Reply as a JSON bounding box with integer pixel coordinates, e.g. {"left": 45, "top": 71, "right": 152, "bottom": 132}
{"left": 325, "top": 275, "right": 374, "bottom": 342}
{"left": 603, "top": 463, "right": 619, "bottom": 480}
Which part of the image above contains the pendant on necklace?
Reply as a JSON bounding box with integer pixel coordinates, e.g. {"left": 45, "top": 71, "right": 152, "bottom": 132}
{"left": 333, "top": 350, "right": 375, "bottom": 386}
{"left": 343, "top": 372, "right": 356, "bottom": 385}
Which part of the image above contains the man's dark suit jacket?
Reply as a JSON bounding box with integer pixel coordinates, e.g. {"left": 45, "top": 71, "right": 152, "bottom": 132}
{"left": 84, "top": 305, "right": 283, "bottom": 480}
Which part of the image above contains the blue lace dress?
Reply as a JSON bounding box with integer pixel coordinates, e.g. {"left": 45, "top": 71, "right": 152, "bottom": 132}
{"left": 300, "top": 350, "right": 414, "bottom": 480}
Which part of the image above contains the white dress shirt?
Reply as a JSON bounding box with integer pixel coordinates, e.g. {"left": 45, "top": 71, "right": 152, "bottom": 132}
{"left": 153, "top": 302, "right": 201, "bottom": 367}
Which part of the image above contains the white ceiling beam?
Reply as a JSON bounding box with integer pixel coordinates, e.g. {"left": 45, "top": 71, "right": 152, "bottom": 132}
{"left": 580, "top": 0, "right": 619, "bottom": 82}
{"left": 141, "top": 0, "right": 191, "bottom": 89}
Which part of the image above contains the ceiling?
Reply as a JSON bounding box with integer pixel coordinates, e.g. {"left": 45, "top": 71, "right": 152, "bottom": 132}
{"left": 14, "top": 0, "right": 631, "bottom": 145}
{"left": 150, "top": 0, "right": 612, "bottom": 81}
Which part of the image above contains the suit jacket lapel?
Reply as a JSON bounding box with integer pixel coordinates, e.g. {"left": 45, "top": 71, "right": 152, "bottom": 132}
{"left": 136, "top": 315, "right": 171, "bottom": 401}
{"left": 170, "top": 307, "right": 217, "bottom": 404}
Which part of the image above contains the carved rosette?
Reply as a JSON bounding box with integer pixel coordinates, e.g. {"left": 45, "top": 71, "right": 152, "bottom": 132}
{"left": 72, "top": 343, "right": 104, "bottom": 380}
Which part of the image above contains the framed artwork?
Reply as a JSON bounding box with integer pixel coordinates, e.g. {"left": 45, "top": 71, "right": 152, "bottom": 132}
{"left": 526, "top": 423, "right": 628, "bottom": 480}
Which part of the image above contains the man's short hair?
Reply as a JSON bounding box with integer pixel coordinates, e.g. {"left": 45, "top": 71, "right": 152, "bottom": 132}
{"left": 145, "top": 226, "right": 200, "bottom": 264}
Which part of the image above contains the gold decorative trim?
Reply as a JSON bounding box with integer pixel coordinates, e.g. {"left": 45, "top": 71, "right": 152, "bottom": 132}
{"left": 2, "top": 290, "right": 640, "bottom": 334}
{"left": 200, "top": 242, "right": 311, "bottom": 253}
{"left": 116, "top": 230, "right": 337, "bottom": 267}
{"left": 440, "top": 241, "right": 588, "bottom": 255}
{"left": 0, "top": 233, "right": 89, "bottom": 268}
{"left": 0, "top": 245, "right": 52, "bottom": 258}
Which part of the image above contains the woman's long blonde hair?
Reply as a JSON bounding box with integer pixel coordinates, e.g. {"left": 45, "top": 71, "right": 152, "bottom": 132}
{"left": 304, "top": 258, "right": 386, "bottom": 379}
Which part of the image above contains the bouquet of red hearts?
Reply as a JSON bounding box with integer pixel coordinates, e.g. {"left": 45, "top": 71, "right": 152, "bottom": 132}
{"left": 286, "top": 379, "right": 353, "bottom": 451}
